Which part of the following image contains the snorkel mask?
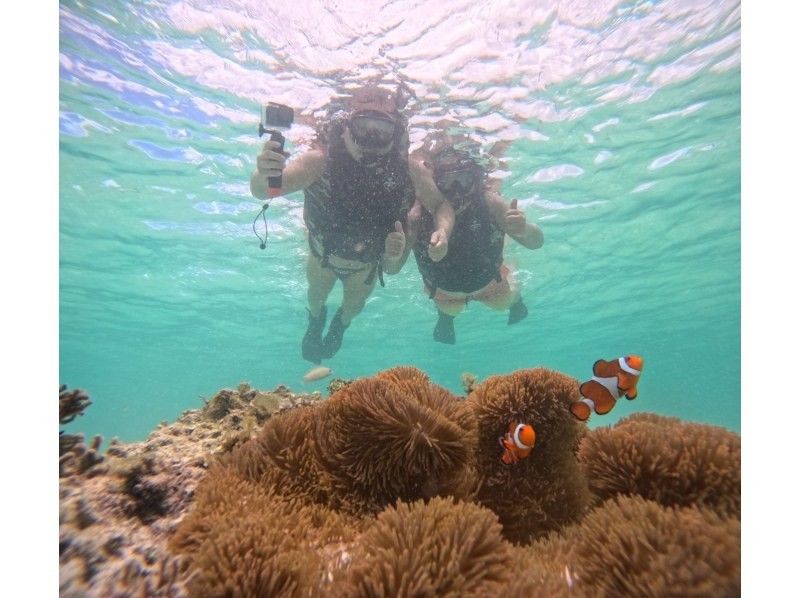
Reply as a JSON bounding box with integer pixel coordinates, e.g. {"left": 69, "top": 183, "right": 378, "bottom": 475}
{"left": 345, "top": 86, "right": 400, "bottom": 158}
{"left": 432, "top": 148, "right": 482, "bottom": 204}
{"left": 348, "top": 111, "right": 397, "bottom": 150}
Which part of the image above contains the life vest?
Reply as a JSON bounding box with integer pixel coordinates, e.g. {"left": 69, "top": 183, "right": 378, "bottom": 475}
{"left": 412, "top": 191, "right": 505, "bottom": 295}
{"left": 303, "top": 115, "right": 415, "bottom": 268}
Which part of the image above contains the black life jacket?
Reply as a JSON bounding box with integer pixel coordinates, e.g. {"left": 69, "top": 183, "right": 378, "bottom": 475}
{"left": 303, "top": 117, "right": 415, "bottom": 266}
{"left": 413, "top": 191, "right": 505, "bottom": 295}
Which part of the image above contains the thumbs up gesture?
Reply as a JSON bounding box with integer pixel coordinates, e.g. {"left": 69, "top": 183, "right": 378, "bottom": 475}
{"left": 427, "top": 228, "right": 448, "bottom": 262}
{"left": 384, "top": 221, "right": 406, "bottom": 261}
{"left": 504, "top": 198, "right": 527, "bottom": 236}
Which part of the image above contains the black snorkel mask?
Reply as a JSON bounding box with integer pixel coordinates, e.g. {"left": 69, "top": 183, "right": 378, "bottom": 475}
{"left": 435, "top": 167, "right": 478, "bottom": 198}
{"left": 433, "top": 149, "right": 482, "bottom": 206}
{"left": 347, "top": 111, "right": 397, "bottom": 151}
{"left": 344, "top": 85, "right": 405, "bottom": 165}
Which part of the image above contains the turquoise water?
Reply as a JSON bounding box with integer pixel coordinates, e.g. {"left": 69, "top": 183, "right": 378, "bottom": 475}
{"left": 60, "top": 0, "right": 740, "bottom": 442}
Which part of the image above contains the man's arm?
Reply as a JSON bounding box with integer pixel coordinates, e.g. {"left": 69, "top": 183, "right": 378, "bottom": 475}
{"left": 381, "top": 201, "right": 425, "bottom": 274}
{"left": 487, "top": 191, "right": 544, "bottom": 249}
{"left": 408, "top": 159, "right": 454, "bottom": 262}
{"left": 250, "top": 141, "right": 325, "bottom": 199}
{"left": 381, "top": 221, "right": 410, "bottom": 275}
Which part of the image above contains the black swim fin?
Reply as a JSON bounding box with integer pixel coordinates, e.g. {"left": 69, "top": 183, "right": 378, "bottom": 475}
{"left": 507, "top": 297, "right": 528, "bottom": 325}
{"left": 433, "top": 311, "right": 456, "bottom": 344}
{"left": 302, "top": 305, "right": 327, "bottom": 364}
{"left": 321, "top": 307, "right": 350, "bottom": 359}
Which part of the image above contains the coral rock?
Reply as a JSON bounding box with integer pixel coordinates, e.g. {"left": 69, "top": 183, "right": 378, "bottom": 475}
{"left": 60, "top": 384, "right": 92, "bottom": 425}
{"left": 203, "top": 389, "right": 236, "bottom": 421}
{"left": 59, "top": 381, "right": 306, "bottom": 597}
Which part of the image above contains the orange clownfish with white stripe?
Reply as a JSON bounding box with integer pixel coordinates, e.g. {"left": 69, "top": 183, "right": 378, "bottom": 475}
{"left": 499, "top": 422, "right": 536, "bottom": 465}
{"left": 570, "top": 355, "right": 644, "bottom": 421}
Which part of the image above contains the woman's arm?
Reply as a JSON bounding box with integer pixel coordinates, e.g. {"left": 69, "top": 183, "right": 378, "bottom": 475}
{"left": 408, "top": 159, "right": 454, "bottom": 262}
{"left": 250, "top": 143, "right": 326, "bottom": 199}
{"left": 487, "top": 191, "right": 544, "bottom": 250}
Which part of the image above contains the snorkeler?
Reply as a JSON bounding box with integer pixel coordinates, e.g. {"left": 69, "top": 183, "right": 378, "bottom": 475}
{"left": 250, "top": 85, "right": 454, "bottom": 363}
{"left": 404, "top": 144, "right": 544, "bottom": 344}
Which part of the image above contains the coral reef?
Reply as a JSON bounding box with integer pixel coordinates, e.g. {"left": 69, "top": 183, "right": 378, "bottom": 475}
{"left": 166, "top": 367, "right": 486, "bottom": 594}
{"left": 466, "top": 367, "right": 593, "bottom": 543}
{"left": 326, "top": 376, "right": 354, "bottom": 395}
{"left": 578, "top": 413, "right": 741, "bottom": 517}
{"left": 59, "top": 382, "right": 321, "bottom": 597}
{"left": 461, "top": 371, "right": 479, "bottom": 394}
{"left": 60, "top": 384, "right": 92, "bottom": 424}
{"left": 187, "top": 367, "right": 479, "bottom": 515}
{"left": 213, "top": 371, "right": 476, "bottom": 515}
{"left": 60, "top": 432, "right": 106, "bottom": 477}
{"left": 60, "top": 367, "right": 741, "bottom": 597}
{"left": 60, "top": 385, "right": 95, "bottom": 461}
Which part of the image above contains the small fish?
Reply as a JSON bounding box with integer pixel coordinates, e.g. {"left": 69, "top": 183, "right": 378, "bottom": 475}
{"left": 570, "top": 355, "right": 644, "bottom": 421}
{"left": 499, "top": 421, "right": 536, "bottom": 465}
{"left": 303, "top": 365, "right": 332, "bottom": 382}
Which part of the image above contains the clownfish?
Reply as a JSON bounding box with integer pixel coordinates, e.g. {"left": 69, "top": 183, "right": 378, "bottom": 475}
{"left": 570, "top": 355, "right": 644, "bottom": 421}
{"left": 499, "top": 422, "right": 536, "bottom": 465}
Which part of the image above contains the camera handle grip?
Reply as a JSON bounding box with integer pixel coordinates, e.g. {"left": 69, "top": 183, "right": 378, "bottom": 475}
{"left": 267, "top": 130, "right": 285, "bottom": 197}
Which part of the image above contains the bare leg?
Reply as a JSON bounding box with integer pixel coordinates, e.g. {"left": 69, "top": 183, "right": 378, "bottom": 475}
{"left": 474, "top": 265, "right": 528, "bottom": 324}
{"left": 338, "top": 265, "right": 378, "bottom": 325}
{"left": 306, "top": 253, "right": 337, "bottom": 316}
{"left": 320, "top": 264, "right": 376, "bottom": 358}
{"left": 302, "top": 253, "right": 337, "bottom": 363}
{"left": 481, "top": 287, "right": 528, "bottom": 324}
{"left": 434, "top": 297, "right": 467, "bottom": 316}
{"left": 478, "top": 287, "right": 519, "bottom": 311}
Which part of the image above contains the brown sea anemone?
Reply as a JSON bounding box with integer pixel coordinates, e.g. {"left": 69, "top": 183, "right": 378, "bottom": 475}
{"left": 185, "top": 510, "right": 322, "bottom": 597}
{"left": 343, "top": 497, "right": 512, "bottom": 596}
{"left": 467, "top": 367, "right": 592, "bottom": 543}
{"left": 313, "top": 366, "right": 478, "bottom": 515}
{"left": 170, "top": 467, "right": 360, "bottom": 597}
{"left": 169, "top": 468, "right": 266, "bottom": 559}
{"left": 524, "top": 494, "right": 740, "bottom": 597}
{"left": 161, "top": 366, "right": 742, "bottom": 597}
{"left": 578, "top": 413, "right": 741, "bottom": 517}
{"left": 226, "top": 404, "right": 331, "bottom": 506}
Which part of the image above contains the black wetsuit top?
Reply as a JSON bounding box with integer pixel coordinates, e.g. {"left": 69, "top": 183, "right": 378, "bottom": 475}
{"left": 303, "top": 120, "right": 415, "bottom": 266}
{"left": 413, "top": 192, "right": 505, "bottom": 294}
